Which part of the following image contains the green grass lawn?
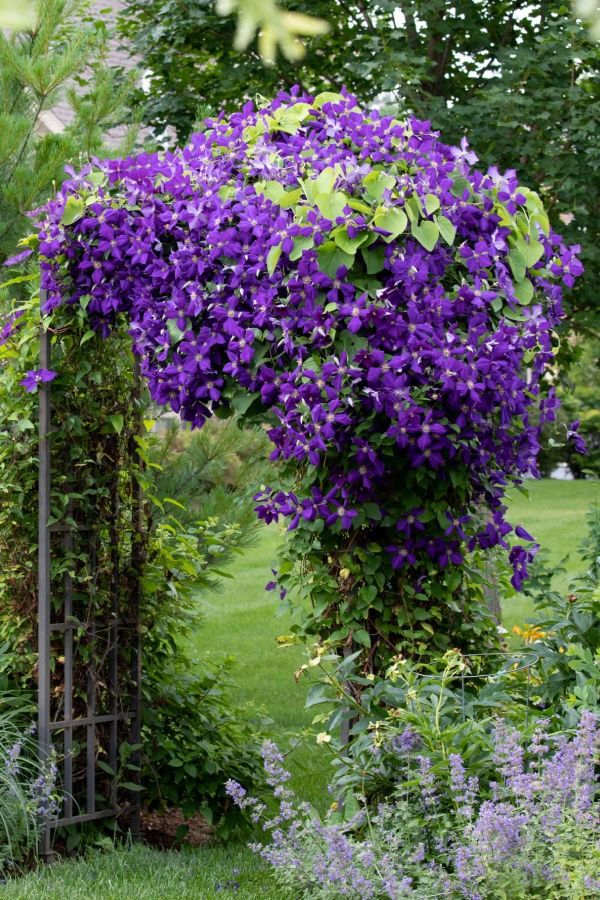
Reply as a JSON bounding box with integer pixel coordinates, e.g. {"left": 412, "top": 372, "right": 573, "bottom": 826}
{"left": 503, "top": 478, "right": 596, "bottom": 631}
{"left": 1, "top": 844, "right": 286, "bottom": 900}
{"left": 2, "top": 479, "right": 595, "bottom": 898}
{"left": 506, "top": 478, "right": 595, "bottom": 574}
{"left": 190, "top": 524, "right": 332, "bottom": 809}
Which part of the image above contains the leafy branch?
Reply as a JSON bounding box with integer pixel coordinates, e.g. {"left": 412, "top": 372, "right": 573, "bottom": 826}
{"left": 215, "top": 0, "right": 329, "bottom": 64}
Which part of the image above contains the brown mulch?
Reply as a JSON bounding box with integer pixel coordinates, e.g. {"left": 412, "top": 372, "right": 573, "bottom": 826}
{"left": 140, "top": 807, "right": 214, "bottom": 849}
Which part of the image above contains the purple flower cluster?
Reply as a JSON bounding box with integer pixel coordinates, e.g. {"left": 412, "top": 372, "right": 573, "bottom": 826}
{"left": 227, "top": 741, "right": 413, "bottom": 898}
{"left": 390, "top": 726, "right": 421, "bottom": 756}
{"left": 448, "top": 753, "right": 479, "bottom": 820}
{"left": 4, "top": 722, "right": 36, "bottom": 779}
{"left": 0, "top": 309, "right": 24, "bottom": 348}
{"left": 30, "top": 87, "right": 583, "bottom": 588}
{"left": 567, "top": 419, "right": 587, "bottom": 455}
{"left": 5, "top": 738, "right": 23, "bottom": 778}
{"left": 229, "top": 715, "right": 600, "bottom": 898}
{"left": 452, "top": 711, "right": 600, "bottom": 897}
{"left": 29, "top": 752, "right": 60, "bottom": 820}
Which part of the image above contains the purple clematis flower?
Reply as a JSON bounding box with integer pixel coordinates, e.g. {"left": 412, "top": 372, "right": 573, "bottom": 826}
{"left": 20, "top": 369, "right": 57, "bottom": 393}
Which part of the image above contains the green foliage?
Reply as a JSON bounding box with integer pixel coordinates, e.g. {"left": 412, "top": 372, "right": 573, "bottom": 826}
{"left": 275, "top": 509, "right": 500, "bottom": 678}
{"left": 121, "top": 1, "right": 598, "bottom": 330}
{"left": 0, "top": 291, "right": 142, "bottom": 689}
{"left": 300, "top": 646, "right": 533, "bottom": 805}
{"left": 149, "top": 418, "right": 271, "bottom": 531}
{"left": 0, "top": 0, "right": 135, "bottom": 264}
{"left": 522, "top": 500, "right": 600, "bottom": 721}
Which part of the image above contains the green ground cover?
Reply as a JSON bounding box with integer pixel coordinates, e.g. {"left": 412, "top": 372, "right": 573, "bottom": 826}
{"left": 503, "top": 478, "right": 595, "bottom": 631}
{"left": 1, "top": 479, "right": 593, "bottom": 899}
{"left": 0, "top": 844, "right": 285, "bottom": 899}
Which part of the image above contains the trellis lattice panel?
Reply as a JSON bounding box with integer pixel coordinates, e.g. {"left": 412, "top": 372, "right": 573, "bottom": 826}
{"left": 37, "top": 290, "right": 143, "bottom": 856}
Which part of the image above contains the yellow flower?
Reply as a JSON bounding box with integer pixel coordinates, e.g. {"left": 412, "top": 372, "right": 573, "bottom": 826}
{"left": 276, "top": 634, "right": 298, "bottom": 646}
{"left": 316, "top": 732, "right": 331, "bottom": 744}
{"left": 512, "top": 624, "right": 550, "bottom": 644}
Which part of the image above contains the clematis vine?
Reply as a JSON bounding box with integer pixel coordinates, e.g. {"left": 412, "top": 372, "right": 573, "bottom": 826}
{"left": 24, "top": 88, "right": 584, "bottom": 664}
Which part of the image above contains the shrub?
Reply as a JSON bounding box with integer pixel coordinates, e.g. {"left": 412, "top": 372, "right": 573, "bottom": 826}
{"left": 298, "top": 647, "right": 532, "bottom": 804}
{"left": 142, "top": 657, "right": 264, "bottom": 834}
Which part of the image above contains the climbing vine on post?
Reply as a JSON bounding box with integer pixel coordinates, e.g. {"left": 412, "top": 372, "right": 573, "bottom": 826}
{"left": 18, "top": 88, "right": 583, "bottom": 680}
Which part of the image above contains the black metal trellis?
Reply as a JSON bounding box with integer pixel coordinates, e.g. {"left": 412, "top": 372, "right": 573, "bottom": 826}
{"left": 38, "top": 289, "right": 143, "bottom": 858}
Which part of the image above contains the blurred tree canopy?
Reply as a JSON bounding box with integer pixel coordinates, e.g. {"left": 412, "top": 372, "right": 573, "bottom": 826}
{"left": 121, "top": 0, "right": 600, "bottom": 331}
{"left": 0, "top": 1, "right": 36, "bottom": 30}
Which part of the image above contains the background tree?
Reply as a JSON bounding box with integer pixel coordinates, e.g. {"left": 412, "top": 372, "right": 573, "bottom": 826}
{"left": 0, "top": 0, "right": 136, "bottom": 264}
{"left": 121, "top": 1, "right": 600, "bottom": 334}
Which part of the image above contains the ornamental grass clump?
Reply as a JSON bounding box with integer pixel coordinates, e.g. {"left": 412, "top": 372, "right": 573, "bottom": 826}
{"left": 227, "top": 712, "right": 600, "bottom": 899}
{"left": 16, "top": 87, "right": 584, "bottom": 669}
{"left": 0, "top": 717, "right": 59, "bottom": 869}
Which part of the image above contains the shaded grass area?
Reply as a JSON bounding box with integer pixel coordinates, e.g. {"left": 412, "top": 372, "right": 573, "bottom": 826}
{"left": 503, "top": 478, "right": 596, "bottom": 631}
{"left": 1, "top": 844, "right": 286, "bottom": 900}
{"left": 190, "top": 524, "right": 332, "bottom": 809}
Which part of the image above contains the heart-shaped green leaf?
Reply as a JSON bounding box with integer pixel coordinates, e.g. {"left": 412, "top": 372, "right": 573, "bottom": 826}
{"left": 108, "top": 414, "right": 124, "bottom": 434}
{"left": 289, "top": 234, "right": 315, "bottom": 261}
{"left": 424, "top": 193, "right": 440, "bottom": 215}
{"left": 411, "top": 220, "right": 439, "bottom": 252}
{"left": 267, "top": 243, "right": 282, "bottom": 275}
{"left": 361, "top": 246, "right": 386, "bottom": 274}
{"left": 513, "top": 277, "right": 534, "bottom": 305}
{"left": 315, "top": 191, "right": 347, "bottom": 221}
{"left": 508, "top": 248, "right": 527, "bottom": 282}
{"left": 334, "top": 227, "right": 369, "bottom": 255}
{"left": 437, "top": 215, "right": 457, "bottom": 246}
{"left": 373, "top": 207, "right": 408, "bottom": 240}
{"left": 61, "top": 196, "right": 84, "bottom": 226}
{"left": 317, "top": 242, "right": 355, "bottom": 277}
